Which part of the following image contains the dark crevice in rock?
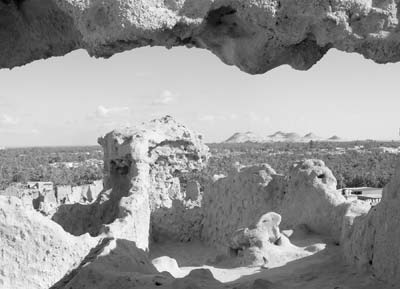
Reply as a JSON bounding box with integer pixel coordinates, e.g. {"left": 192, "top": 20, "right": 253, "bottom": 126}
{"left": 206, "top": 6, "right": 237, "bottom": 27}
{"left": 148, "top": 140, "right": 193, "bottom": 155}
{"left": 32, "top": 193, "right": 44, "bottom": 210}
{"left": 1, "top": 0, "right": 24, "bottom": 10}
{"left": 203, "top": 5, "right": 249, "bottom": 39}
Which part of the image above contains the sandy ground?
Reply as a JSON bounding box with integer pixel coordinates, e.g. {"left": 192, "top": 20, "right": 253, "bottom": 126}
{"left": 149, "top": 231, "right": 394, "bottom": 289}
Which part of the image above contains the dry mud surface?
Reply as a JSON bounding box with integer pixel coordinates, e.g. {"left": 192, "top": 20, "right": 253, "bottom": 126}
{"left": 150, "top": 230, "right": 390, "bottom": 289}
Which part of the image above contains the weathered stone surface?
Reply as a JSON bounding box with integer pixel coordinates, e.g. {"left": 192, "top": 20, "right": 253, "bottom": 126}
{"left": 0, "top": 196, "right": 97, "bottom": 289}
{"left": 343, "top": 161, "right": 400, "bottom": 285}
{"left": 230, "top": 212, "right": 282, "bottom": 250}
{"left": 226, "top": 211, "right": 322, "bottom": 267}
{"left": 51, "top": 238, "right": 172, "bottom": 289}
{"left": 201, "top": 159, "right": 370, "bottom": 254}
{"left": 144, "top": 116, "right": 209, "bottom": 242}
{"left": 0, "top": 181, "right": 104, "bottom": 216}
{"left": 52, "top": 116, "right": 208, "bottom": 250}
{"left": 186, "top": 180, "right": 201, "bottom": 201}
{"left": 2, "top": 0, "right": 400, "bottom": 73}
{"left": 201, "top": 164, "right": 287, "bottom": 252}
{"left": 280, "top": 159, "right": 348, "bottom": 241}
{"left": 229, "top": 212, "right": 282, "bottom": 266}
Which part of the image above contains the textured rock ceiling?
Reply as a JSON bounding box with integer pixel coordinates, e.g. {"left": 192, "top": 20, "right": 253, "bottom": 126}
{"left": 1, "top": 0, "right": 400, "bottom": 73}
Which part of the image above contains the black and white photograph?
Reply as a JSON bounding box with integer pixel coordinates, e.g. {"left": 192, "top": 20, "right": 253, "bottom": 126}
{"left": 1, "top": 1, "right": 400, "bottom": 288}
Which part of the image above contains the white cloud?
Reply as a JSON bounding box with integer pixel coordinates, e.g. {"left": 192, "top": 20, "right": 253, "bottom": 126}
{"left": 0, "top": 114, "right": 41, "bottom": 136}
{"left": 93, "top": 105, "right": 130, "bottom": 119}
{"left": 0, "top": 114, "right": 19, "bottom": 126}
{"left": 152, "top": 90, "right": 177, "bottom": 105}
{"left": 96, "top": 106, "right": 109, "bottom": 118}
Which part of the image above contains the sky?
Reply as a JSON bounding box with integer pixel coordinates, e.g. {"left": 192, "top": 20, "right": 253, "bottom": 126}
{"left": 0, "top": 46, "right": 400, "bottom": 147}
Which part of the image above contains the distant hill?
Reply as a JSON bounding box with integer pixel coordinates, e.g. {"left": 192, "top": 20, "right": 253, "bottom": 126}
{"left": 268, "top": 131, "right": 302, "bottom": 142}
{"left": 224, "top": 131, "right": 342, "bottom": 143}
{"left": 224, "top": 131, "right": 265, "bottom": 143}
{"left": 328, "top": 135, "right": 342, "bottom": 141}
{"left": 303, "top": 132, "right": 321, "bottom": 141}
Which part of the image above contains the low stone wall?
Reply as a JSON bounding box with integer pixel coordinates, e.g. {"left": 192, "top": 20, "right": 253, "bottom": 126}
{"left": 56, "top": 180, "right": 103, "bottom": 204}
{"left": 201, "top": 164, "right": 286, "bottom": 252}
{"left": 280, "top": 160, "right": 352, "bottom": 242}
{"left": 200, "top": 160, "right": 371, "bottom": 254}
{"left": 0, "top": 180, "right": 104, "bottom": 216}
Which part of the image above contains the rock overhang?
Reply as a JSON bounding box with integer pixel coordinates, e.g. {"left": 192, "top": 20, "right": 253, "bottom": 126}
{"left": 1, "top": 0, "right": 400, "bottom": 73}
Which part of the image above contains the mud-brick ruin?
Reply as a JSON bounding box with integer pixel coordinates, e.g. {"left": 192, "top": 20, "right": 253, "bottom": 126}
{"left": 1, "top": 115, "right": 399, "bottom": 289}
{"left": 2, "top": 0, "right": 400, "bottom": 288}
